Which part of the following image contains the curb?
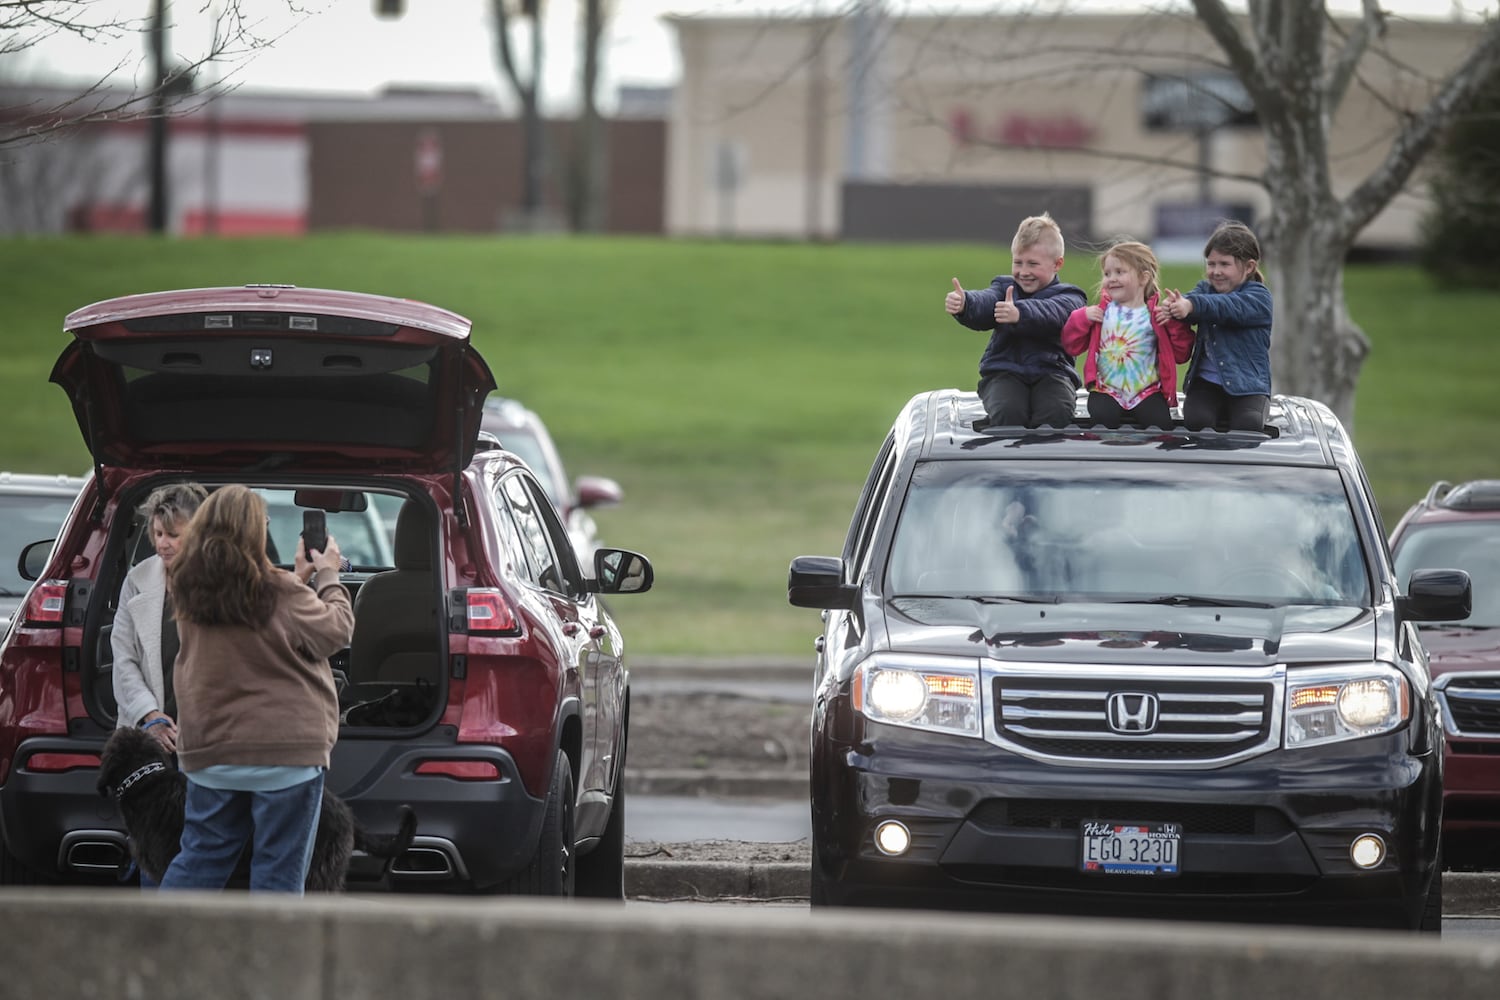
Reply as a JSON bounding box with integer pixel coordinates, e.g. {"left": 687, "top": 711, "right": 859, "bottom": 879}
{"left": 625, "top": 769, "right": 807, "bottom": 798}
{"left": 626, "top": 860, "right": 808, "bottom": 900}
{"left": 626, "top": 862, "right": 1500, "bottom": 915}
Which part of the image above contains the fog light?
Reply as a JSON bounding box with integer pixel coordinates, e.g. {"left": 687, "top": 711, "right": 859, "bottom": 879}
{"left": 1350, "top": 833, "right": 1386, "bottom": 869}
{"left": 874, "top": 820, "right": 911, "bottom": 856}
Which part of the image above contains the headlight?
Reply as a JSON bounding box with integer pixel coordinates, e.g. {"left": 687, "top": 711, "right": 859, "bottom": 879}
{"left": 1286, "top": 665, "right": 1410, "bottom": 748}
{"left": 854, "top": 655, "right": 981, "bottom": 736}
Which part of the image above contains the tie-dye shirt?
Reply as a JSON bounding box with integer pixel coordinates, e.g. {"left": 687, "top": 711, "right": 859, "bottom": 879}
{"left": 1096, "top": 302, "right": 1159, "bottom": 409}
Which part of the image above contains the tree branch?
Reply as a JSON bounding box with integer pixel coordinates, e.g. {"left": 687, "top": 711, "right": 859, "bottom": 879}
{"left": 1191, "top": 0, "right": 1277, "bottom": 110}
{"left": 1324, "top": 0, "right": 1385, "bottom": 114}
{"left": 1341, "top": 15, "right": 1500, "bottom": 237}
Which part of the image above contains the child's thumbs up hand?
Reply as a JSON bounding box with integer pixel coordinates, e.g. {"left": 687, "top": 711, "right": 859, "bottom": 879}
{"left": 994, "top": 283, "right": 1020, "bottom": 325}
{"left": 944, "top": 278, "right": 966, "bottom": 315}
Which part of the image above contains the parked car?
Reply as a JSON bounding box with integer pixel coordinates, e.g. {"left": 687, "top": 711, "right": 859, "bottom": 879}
{"left": 0, "top": 285, "right": 652, "bottom": 895}
{"left": 0, "top": 472, "right": 87, "bottom": 634}
{"left": 789, "top": 389, "right": 1468, "bottom": 931}
{"left": 479, "top": 396, "right": 623, "bottom": 563}
{"left": 1389, "top": 479, "right": 1500, "bottom": 868}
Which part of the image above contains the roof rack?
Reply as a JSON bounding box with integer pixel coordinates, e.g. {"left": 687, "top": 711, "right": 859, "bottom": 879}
{"left": 1437, "top": 479, "right": 1500, "bottom": 511}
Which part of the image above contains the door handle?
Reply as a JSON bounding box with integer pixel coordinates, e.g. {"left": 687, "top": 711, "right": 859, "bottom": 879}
{"left": 814, "top": 636, "right": 825, "bottom": 654}
{"left": 562, "top": 622, "right": 582, "bottom": 636}
{"left": 589, "top": 626, "right": 607, "bottom": 639}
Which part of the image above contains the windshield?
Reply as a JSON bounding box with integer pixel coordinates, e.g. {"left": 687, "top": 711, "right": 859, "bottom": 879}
{"left": 886, "top": 460, "right": 1370, "bottom": 607}
{"left": 0, "top": 491, "right": 79, "bottom": 596}
{"left": 1393, "top": 522, "right": 1500, "bottom": 627}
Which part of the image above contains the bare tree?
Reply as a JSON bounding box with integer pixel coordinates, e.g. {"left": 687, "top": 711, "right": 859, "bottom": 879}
{"left": 567, "top": 0, "right": 608, "bottom": 232}
{"left": 1190, "top": 0, "right": 1500, "bottom": 424}
{"left": 0, "top": 1, "right": 291, "bottom": 150}
{"left": 491, "top": 0, "right": 547, "bottom": 224}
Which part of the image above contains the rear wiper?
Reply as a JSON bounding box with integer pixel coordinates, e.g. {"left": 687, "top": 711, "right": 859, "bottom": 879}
{"left": 1123, "top": 594, "right": 1274, "bottom": 609}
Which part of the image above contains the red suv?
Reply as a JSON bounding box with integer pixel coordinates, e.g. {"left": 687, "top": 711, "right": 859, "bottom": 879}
{"left": 0, "top": 285, "right": 652, "bottom": 895}
{"left": 1389, "top": 479, "right": 1499, "bottom": 868}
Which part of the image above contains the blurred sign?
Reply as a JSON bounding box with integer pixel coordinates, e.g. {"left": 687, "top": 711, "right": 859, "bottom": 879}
{"left": 1154, "top": 200, "right": 1255, "bottom": 263}
{"left": 414, "top": 129, "right": 442, "bottom": 195}
{"left": 1142, "top": 72, "right": 1257, "bottom": 132}
{"left": 950, "top": 108, "right": 1095, "bottom": 149}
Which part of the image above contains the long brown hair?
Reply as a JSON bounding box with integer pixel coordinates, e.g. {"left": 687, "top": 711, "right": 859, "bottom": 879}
{"left": 1204, "top": 220, "right": 1265, "bottom": 283}
{"left": 168, "top": 485, "right": 277, "bottom": 627}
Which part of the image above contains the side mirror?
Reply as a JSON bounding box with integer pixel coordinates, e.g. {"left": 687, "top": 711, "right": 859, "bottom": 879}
{"left": 18, "top": 539, "right": 54, "bottom": 583}
{"left": 1398, "top": 568, "right": 1472, "bottom": 622}
{"left": 574, "top": 476, "right": 623, "bottom": 510}
{"left": 594, "top": 548, "right": 653, "bottom": 595}
{"left": 788, "top": 555, "right": 856, "bottom": 610}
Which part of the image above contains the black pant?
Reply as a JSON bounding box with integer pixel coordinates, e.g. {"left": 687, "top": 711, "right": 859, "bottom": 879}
{"left": 1086, "top": 391, "right": 1172, "bottom": 429}
{"left": 1182, "top": 380, "right": 1268, "bottom": 431}
{"left": 978, "top": 372, "right": 1077, "bottom": 428}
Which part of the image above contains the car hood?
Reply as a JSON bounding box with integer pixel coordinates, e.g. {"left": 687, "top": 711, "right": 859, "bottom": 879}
{"left": 51, "top": 286, "right": 496, "bottom": 476}
{"left": 883, "top": 598, "right": 1376, "bottom": 666}
{"left": 1416, "top": 626, "right": 1500, "bottom": 679}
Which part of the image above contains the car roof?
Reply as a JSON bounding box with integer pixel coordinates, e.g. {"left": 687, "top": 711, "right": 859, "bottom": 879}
{"left": 899, "top": 390, "right": 1344, "bottom": 468}
{"left": 1395, "top": 480, "right": 1500, "bottom": 532}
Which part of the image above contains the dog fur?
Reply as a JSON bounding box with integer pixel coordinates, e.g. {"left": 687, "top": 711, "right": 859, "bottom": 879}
{"left": 97, "top": 725, "right": 417, "bottom": 892}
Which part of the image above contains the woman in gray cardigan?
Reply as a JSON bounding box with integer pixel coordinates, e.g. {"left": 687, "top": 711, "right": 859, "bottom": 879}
{"left": 111, "top": 482, "right": 207, "bottom": 751}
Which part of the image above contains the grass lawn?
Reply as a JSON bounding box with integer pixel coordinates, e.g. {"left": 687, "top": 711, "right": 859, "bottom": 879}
{"left": 1, "top": 235, "right": 1496, "bottom": 656}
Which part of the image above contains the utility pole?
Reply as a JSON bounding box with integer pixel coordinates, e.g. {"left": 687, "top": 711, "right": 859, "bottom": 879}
{"left": 147, "top": 0, "right": 169, "bottom": 233}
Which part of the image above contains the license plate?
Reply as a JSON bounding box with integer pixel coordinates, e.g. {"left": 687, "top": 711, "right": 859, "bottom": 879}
{"left": 1080, "top": 820, "right": 1181, "bottom": 876}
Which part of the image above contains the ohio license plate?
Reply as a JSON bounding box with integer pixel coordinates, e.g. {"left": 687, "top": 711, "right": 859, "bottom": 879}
{"left": 1080, "top": 820, "right": 1181, "bottom": 876}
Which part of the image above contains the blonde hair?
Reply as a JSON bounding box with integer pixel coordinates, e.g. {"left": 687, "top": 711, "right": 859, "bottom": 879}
{"left": 1097, "top": 240, "right": 1162, "bottom": 303}
{"left": 1011, "top": 211, "right": 1065, "bottom": 259}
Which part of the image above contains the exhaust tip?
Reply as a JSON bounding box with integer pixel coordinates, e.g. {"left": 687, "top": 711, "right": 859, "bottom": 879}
{"left": 59, "top": 830, "right": 129, "bottom": 873}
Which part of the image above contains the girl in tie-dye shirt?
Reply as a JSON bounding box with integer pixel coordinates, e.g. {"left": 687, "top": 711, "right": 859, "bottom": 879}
{"left": 1061, "top": 241, "right": 1195, "bottom": 429}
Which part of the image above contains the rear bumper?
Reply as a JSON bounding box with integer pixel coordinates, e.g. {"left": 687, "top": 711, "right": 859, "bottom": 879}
{"left": 812, "top": 722, "right": 1441, "bottom": 929}
{"left": 1, "top": 734, "right": 547, "bottom": 891}
{"left": 1440, "top": 739, "right": 1500, "bottom": 836}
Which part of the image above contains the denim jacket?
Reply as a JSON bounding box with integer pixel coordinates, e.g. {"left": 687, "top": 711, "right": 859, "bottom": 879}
{"left": 1182, "top": 278, "right": 1273, "bottom": 397}
{"left": 953, "top": 275, "right": 1087, "bottom": 386}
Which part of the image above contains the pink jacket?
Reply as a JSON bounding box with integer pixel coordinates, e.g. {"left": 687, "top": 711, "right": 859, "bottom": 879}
{"left": 1061, "top": 292, "right": 1196, "bottom": 406}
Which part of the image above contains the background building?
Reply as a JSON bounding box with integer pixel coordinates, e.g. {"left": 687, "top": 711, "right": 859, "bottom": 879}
{"left": 664, "top": 9, "right": 1479, "bottom": 253}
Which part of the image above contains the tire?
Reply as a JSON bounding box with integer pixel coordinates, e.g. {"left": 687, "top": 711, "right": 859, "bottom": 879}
{"left": 575, "top": 716, "right": 627, "bottom": 899}
{"left": 809, "top": 835, "right": 832, "bottom": 908}
{"left": 1419, "top": 848, "right": 1444, "bottom": 934}
{"left": 498, "top": 749, "right": 576, "bottom": 896}
{"left": 0, "top": 839, "right": 40, "bottom": 887}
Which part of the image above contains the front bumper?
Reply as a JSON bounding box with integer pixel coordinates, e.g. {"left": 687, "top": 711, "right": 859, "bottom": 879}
{"left": 812, "top": 721, "right": 1441, "bottom": 928}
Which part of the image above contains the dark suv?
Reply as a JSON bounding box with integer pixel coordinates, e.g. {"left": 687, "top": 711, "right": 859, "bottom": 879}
{"left": 0, "top": 285, "right": 652, "bottom": 895}
{"left": 789, "top": 390, "right": 1468, "bottom": 930}
{"left": 1389, "top": 479, "right": 1500, "bottom": 867}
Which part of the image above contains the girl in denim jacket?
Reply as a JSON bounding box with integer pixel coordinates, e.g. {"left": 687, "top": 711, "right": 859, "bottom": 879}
{"left": 1157, "top": 221, "right": 1272, "bottom": 431}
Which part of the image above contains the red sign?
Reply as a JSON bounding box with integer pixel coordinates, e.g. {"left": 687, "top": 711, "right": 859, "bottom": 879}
{"left": 415, "top": 129, "right": 443, "bottom": 194}
{"left": 949, "top": 109, "right": 1095, "bottom": 150}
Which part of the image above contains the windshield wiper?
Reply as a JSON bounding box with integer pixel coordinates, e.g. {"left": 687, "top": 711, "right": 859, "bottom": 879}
{"left": 892, "top": 593, "right": 1059, "bottom": 605}
{"left": 1122, "top": 594, "right": 1275, "bottom": 609}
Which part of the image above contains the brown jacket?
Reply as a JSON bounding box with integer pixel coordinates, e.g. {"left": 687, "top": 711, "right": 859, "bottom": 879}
{"left": 173, "top": 566, "right": 352, "bottom": 773}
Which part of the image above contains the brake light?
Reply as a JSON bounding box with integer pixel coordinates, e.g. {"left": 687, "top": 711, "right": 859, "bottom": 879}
{"left": 26, "top": 752, "right": 100, "bottom": 773}
{"left": 465, "top": 588, "right": 518, "bottom": 634}
{"left": 22, "top": 580, "right": 69, "bottom": 626}
{"left": 414, "top": 760, "right": 502, "bottom": 781}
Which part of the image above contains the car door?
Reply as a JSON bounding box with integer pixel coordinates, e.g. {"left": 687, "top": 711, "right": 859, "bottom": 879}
{"left": 497, "top": 473, "right": 616, "bottom": 798}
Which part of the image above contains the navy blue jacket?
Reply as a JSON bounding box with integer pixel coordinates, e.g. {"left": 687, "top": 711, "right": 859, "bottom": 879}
{"left": 1182, "top": 278, "right": 1273, "bottom": 396}
{"left": 952, "top": 275, "right": 1086, "bottom": 385}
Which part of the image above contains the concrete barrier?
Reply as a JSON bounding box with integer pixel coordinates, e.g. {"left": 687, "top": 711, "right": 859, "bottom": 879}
{"left": 624, "top": 768, "right": 806, "bottom": 798}
{"left": 1, "top": 889, "right": 1498, "bottom": 1000}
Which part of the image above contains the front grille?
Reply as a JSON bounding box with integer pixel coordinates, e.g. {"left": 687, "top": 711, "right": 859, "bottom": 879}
{"left": 994, "top": 675, "right": 1273, "bottom": 762}
{"left": 969, "top": 798, "right": 1284, "bottom": 837}
{"left": 1441, "top": 679, "right": 1500, "bottom": 737}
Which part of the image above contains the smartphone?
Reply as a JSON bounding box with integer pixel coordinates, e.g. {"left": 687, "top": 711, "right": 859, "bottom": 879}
{"left": 301, "top": 509, "right": 327, "bottom": 556}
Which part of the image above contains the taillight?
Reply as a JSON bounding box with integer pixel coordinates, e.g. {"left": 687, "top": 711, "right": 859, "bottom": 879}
{"left": 25, "top": 752, "right": 101, "bottom": 773}
{"left": 22, "top": 580, "right": 69, "bottom": 626}
{"left": 465, "top": 588, "right": 519, "bottom": 634}
{"left": 414, "top": 760, "right": 501, "bottom": 781}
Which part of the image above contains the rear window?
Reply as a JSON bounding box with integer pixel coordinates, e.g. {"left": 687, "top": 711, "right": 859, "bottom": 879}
{"left": 886, "top": 460, "right": 1371, "bottom": 607}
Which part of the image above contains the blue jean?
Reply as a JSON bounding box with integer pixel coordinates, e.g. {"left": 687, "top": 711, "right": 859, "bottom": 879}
{"left": 158, "top": 773, "right": 324, "bottom": 895}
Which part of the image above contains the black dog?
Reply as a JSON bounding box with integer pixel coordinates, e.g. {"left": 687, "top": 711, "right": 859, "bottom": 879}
{"left": 97, "top": 726, "right": 417, "bottom": 892}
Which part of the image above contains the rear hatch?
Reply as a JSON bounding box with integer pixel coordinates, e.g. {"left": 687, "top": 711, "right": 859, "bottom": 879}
{"left": 51, "top": 285, "right": 496, "bottom": 476}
